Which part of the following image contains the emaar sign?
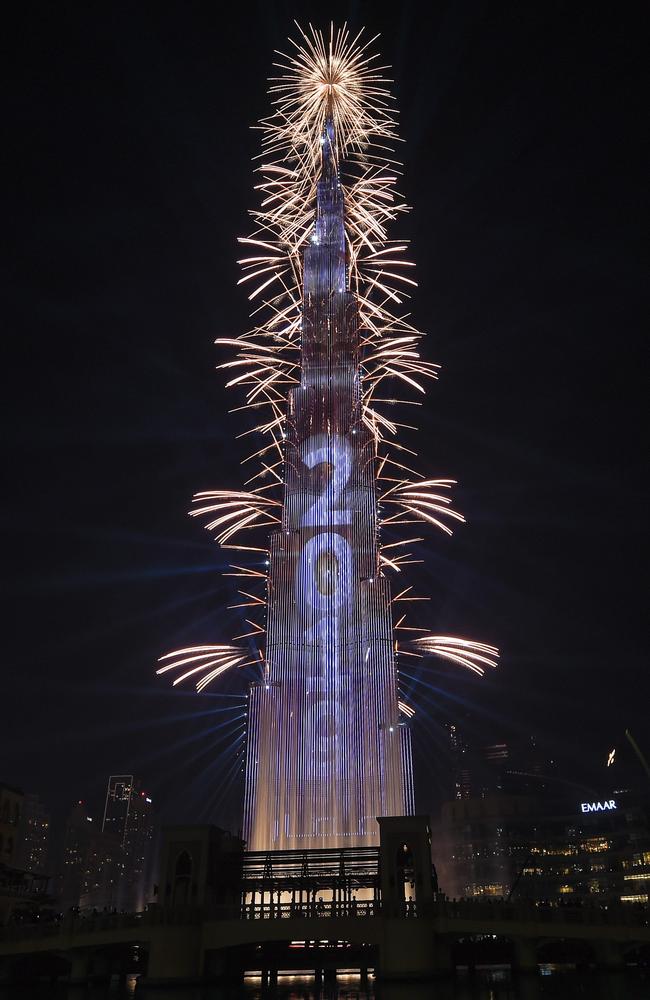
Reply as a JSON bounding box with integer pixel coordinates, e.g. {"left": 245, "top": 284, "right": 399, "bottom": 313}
{"left": 580, "top": 800, "right": 617, "bottom": 813}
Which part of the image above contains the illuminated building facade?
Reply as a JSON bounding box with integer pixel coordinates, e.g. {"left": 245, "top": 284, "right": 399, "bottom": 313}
{"left": 156, "top": 25, "right": 497, "bottom": 857}
{"left": 61, "top": 802, "right": 121, "bottom": 911}
{"left": 243, "top": 121, "right": 414, "bottom": 850}
{"left": 16, "top": 792, "right": 50, "bottom": 874}
{"left": 102, "top": 774, "right": 154, "bottom": 911}
{"left": 446, "top": 724, "right": 554, "bottom": 801}
{"left": 435, "top": 787, "right": 650, "bottom": 905}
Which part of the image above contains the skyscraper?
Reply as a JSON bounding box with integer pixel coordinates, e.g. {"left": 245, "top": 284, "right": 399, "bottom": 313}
{"left": 243, "top": 120, "right": 414, "bottom": 850}
{"left": 61, "top": 802, "right": 121, "bottom": 912}
{"left": 16, "top": 793, "right": 50, "bottom": 874}
{"left": 0, "top": 783, "right": 24, "bottom": 869}
{"left": 102, "top": 775, "right": 154, "bottom": 911}
{"left": 157, "top": 24, "right": 498, "bottom": 855}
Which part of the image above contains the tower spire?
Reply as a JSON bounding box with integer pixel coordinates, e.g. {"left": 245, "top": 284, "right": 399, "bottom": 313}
{"left": 307, "top": 115, "right": 346, "bottom": 287}
{"left": 320, "top": 113, "right": 338, "bottom": 182}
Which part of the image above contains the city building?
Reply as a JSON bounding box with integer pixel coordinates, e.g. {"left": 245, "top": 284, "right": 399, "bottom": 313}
{"left": 446, "top": 723, "right": 555, "bottom": 801}
{"left": 0, "top": 785, "right": 53, "bottom": 925}
{"left": 0, "top": 783, "right": 24, "bottom": 868}
{"left": 102, "top": 775, "right": 154, "bottom": 911}
{"left": 242, "top": 117, "right": 415, "bottom": 851}
{"left": 156, "top": 26, "right": 500, "bottom": 858}
{"left": 15, "top": 793, "right": 50, "bottom": 874}
{"left": 78, "top": 831, "right": 123, "bottom": 913}
{"left": 434, "top": 786, "right": 650, "bottom": 905}
{"left": 61, "top": 802, "right": 122, "bottom": 912}
{"left": 159, "top": 825, "right": 243, "bottom": 909}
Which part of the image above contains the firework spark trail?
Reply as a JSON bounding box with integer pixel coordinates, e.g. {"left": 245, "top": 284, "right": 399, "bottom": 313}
{"left": 402, "top": 636, "right": 500, "bottom": 676}
{"left": 398, "top": 700, "right": 416, "bottom": 719}
{"left": 189, "top": 489, "right": 282, "bottom": 546}
{"left": 157, "top": 22, "right": 499, "bottom": 705}
{"left": 379, "top": 478, "right": 466, "bottom": 536}
{"left": 157, "top": 646, "right": 262, "bottom": 692}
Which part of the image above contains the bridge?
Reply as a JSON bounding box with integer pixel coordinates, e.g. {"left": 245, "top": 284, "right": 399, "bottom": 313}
{"left": 1, "top": 897, "right": 648, "bottom": 985}
{"left": 1, "top": 816, "right": 648, "bottom": 985}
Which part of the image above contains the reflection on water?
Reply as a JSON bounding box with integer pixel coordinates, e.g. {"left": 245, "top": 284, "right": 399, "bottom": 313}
{"left": 1, "top": 969, "right": 649, "bottom": 1000}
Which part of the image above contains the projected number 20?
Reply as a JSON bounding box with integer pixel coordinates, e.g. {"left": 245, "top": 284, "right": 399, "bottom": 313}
{"left": 297, "top": 435, "right": 353, "bottom": 635}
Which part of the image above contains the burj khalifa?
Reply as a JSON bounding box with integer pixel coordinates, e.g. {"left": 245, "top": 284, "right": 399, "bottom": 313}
{"left": 243, "top": 118, "right": 415, "bottom": 850}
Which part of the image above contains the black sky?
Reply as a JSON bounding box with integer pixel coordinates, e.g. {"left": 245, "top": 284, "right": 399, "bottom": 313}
{"left": 2, "top": 2, "right": 647, "bottom": 837}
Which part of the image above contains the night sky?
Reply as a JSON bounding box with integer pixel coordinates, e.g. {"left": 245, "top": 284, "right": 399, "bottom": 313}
{"left": 3, "top": 2, "right": 647, "bottom": 841}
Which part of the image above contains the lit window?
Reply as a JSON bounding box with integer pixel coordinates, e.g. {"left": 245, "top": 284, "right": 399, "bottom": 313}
{"left": 581, "top": 838, "right": 610, "bottom": 854}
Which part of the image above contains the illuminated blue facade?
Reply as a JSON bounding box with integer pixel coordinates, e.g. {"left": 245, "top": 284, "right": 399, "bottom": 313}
{"left": 243, "top": 121, "right": 414, "bottom": 850}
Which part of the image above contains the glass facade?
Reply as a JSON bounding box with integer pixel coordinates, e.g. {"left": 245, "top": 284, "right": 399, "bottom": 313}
{"left": 102, "top": 775, "right": 154, "bottom": 911}
{"left": 435, "top": 788, "right": 650, "bottom": 906}
{"left": 243, "top": 121, "right": 414, "bottom": 850}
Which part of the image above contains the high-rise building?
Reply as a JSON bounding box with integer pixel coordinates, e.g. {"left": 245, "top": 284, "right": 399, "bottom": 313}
{"left": 61, "top": 802, "right": 121, "bottom": 912}
{"left": 446, "top": 723, "right": 554, "bottom": 801}
{"left": 156, "top": 26, "right": 498, "bottom": 857}
{"left": 448, "top": 725, "right": 472, "bottom": 800}
{"left": 0, "top": 785, "right": 53, "bottom": 925}
{"left": 102, "top": 775, "right": 154, "bottom": 911}
{"left": 16, "top": 793, "right": 50, "bottom": 874}
{"left": 434, "top": 786, "right": 650, "bottom": 905}
{"left": 0, "top": 783, "right": 24, "bottom": 869}
{"left": 243, "top": 120, "right": 414, "bottom": 850}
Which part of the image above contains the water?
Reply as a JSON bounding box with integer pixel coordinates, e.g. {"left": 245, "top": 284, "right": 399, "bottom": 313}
{"left": 1, "top": 969, "right": 649, "bottom": 1000}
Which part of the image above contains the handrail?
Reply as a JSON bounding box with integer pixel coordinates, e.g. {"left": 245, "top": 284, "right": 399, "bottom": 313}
{"left": 241, "top": 900, "right": 380, "bottom": 919}
{"left": 1, "top": 898, "right": 648, "bottom": 944}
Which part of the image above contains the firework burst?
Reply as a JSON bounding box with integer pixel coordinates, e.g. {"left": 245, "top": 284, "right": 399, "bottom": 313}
{"left": 401, "top": 636, "right": 500, "bottom": 677}
{"left": 157, "top": 645, "right": 262, "bottom": 693}
{"left": 157, "top": 22, "right": 498, "bottom": 705}
{"left": 227, "top": 21, "right": 430, "bottom": 460}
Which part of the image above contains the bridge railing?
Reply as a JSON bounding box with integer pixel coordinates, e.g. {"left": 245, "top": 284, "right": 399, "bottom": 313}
{"left": 1, "top": 898, "right": 648, "bottom": 945}
{"left": 428, "top": 898, "right": 649, "bottom": 928}
{"left": 0, "top": 905, "right": 211, "bottom": 943}
{"left": 240, "top": 900, "right": 379, "bottom": 920}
